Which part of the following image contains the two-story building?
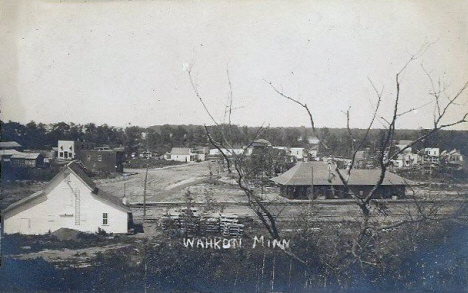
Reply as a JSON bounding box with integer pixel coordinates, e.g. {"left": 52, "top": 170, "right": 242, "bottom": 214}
{"left": 57, "top": 140, "right": 96, "bottom": 160}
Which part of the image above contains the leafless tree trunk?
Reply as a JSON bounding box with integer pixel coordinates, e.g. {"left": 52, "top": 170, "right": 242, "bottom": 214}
{"left": 269, "top": 48, "right": 468, "bottom": 266}
{"left": 187, "top": 48, "right": 468, "bottom": 277}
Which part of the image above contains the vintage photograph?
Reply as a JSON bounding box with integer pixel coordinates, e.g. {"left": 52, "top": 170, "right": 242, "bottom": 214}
{"left": 1, "top": 0, "right": 467, "bottom": 292}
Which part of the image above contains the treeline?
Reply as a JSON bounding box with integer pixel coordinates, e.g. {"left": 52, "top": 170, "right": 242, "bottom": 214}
{"left": 2, "top": 120, "right": 467, "bottom": 156}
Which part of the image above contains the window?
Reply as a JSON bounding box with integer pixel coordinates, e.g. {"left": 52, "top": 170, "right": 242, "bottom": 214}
{"left": 103, "top": 213, "right": 108, "bottom": 225}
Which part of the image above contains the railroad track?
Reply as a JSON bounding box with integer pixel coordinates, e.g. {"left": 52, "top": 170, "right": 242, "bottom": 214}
{"left": 129, "top": 198, "right": 468, "bottom": 208}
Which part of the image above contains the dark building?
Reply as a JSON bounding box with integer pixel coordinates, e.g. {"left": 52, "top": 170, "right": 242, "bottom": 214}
{"left": 80, "top": 149, "right": 125, "bottom": 173}
{"left": 0, "top": 141, "right": 45, "bottom": 168}
{"left": 272, "top": 161, "right": 406, "bottom": 199}
{"left": 11, "top": 153, "right": 46, "bottom": 168}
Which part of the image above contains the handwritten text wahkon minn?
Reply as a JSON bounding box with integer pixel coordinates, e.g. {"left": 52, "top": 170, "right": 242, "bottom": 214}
{"left": 182, "top": 236, "right": 290, "bottom": 250}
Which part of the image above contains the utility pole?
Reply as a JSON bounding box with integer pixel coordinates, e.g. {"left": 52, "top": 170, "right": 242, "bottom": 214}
{"left": 143, "top": 165, "right": 148, "bottom": 220}
{"left": 310, "top": 163, "right": 314, "bottom": 200}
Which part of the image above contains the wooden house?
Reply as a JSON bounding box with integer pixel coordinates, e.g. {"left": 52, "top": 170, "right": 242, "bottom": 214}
{"left": 3, "top": 161, "right": 131, "bottom": 234}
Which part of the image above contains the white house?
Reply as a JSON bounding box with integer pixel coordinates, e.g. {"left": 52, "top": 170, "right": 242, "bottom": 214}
{"left": 423, "top": 148, "right": 440, "bottom": 164}
{"left": 441, "top": 149, "right": 465, "bottom": 170}
{"left": 209, "top": 148, "right": 245, "bottom": 157}
{"left": 392, "top": 153, "right": 419, "bottom": 168}
{"left": 3, "top": 161, "right": 131, "bottom": 235}
{"left": 290, "top": 148, "right": 305, "bottom": 160}
{"left": 166, "top": 148, "right": 196, "bottom": 162}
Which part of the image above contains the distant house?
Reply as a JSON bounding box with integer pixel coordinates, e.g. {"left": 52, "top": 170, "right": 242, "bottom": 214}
{"left": 3, "top": 161, "right": 131, "bottom": 234}
{"left": 209, "top": 148, "right": 245, "bottom": 157}
{"left": 80, "top": 149, "right": 125, "bottom": 173}
{"left": 192, "top": 150, "right": 206, "bottom": 161}
{"left": 0, "top": 149, "right": 23, "bottom": 164}
{"left": 441, "top": 149, "right": 464, "bottom": 170}
{"left": 139, "top": 151, "right": 153, "bottom": 159}
{"left": 251, "top": 139, "right": 272, "bottom": 148}
{"left": 57, "top": 140, "right": 96, "bottom": 160}
{"left": 300, "top": 136, "right": 320, "bottom": 158}
{"left": 391, "top": 153, "right": 419, "bottom": 169}
{"left": 422, "top": 148, "right": 440, "bottom": 164}
{"left": 290, "top": 148, "right": 306, "bottom": 160}
{"left": 11, "top": 152, "right": 46, "bottom": 168}
{"left": 272, "top": 161, "right": 406, "bottom": 199}
{"left": 166, "top": 148, "right": 196, "bottom": 162}
{"left": 306, "top": 147, "right": 319, "bottom": 159}
{"left": 243, "top": 139, "right": 272, "bottom": 156}
{"left": 0, "top": 141, "right": 22, "bottom": 150}
{"left": 0, "top": 149, "right": 45, "bottom": 168}
{"left": 354, "top": 150, "right": 367, "bottom": 169}
{"left": 395, "top": 140, "right": 414, "bottom": 153}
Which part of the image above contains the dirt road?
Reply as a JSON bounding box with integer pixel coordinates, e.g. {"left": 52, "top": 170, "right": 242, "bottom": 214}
{"left": 98, "top": 161, "right": 213, "bottom": 202}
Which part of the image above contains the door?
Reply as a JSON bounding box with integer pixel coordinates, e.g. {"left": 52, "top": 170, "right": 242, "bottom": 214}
{"left": 19, "top": 218, "right": 31, "bottom": 234}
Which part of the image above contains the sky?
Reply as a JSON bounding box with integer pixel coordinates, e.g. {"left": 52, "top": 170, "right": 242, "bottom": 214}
{"left": 1, "top": 0, "right": 467, "bottom": 130}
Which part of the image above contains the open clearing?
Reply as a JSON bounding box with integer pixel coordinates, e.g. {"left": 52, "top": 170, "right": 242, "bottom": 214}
{"left": 98, "top": 161, "right": 219, "bottom": 202}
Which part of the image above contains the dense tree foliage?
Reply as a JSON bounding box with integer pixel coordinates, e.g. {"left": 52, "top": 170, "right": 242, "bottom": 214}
{"left": 1, "top": 120, "right": 467, "bottom": 157}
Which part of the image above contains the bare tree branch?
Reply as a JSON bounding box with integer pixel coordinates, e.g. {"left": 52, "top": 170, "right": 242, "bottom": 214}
{"left": 266, "top": 81, "right": 329, "bottom": 152}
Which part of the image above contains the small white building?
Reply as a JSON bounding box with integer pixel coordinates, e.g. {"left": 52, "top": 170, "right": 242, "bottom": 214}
{"left": 290, "top": 148, "right": 305, "bottom": 160}
{"left": 441, "top": 149, "right": 465, "bottom": 170}
{"left": 166, "top": 148, "right": 196, "bottom": 162}
{"left": 423, "top": 148, "right": 440, "bottom": 164}
{"left": 3, "top": 161, "right": 131, "bottom": 235}
{"left": 392, "top": 153, "right": 419, "bottom": 168}
{"left": 209, "top": 148, "right": 245, "bottom": 157}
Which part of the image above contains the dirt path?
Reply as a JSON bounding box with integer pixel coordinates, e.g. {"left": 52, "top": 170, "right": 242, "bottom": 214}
{"left": 98, "top": 161, "right": 211, "bottom": 202}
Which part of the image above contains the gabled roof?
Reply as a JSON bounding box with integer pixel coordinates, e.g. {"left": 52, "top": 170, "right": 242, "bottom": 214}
{"left": 67, "top": 161, "right": 97, "bottom": 191}
{"left": 252, "top": 139, "right": 272, "bottom": 147}
{"left": 448, "top": 149, "right": 461, "bottom": 155}
{"left": 0, "top": 149, "right": 23, "bottom": 157}
{"left": 0, "top": 141, "right": 22, "bottom": 148}
{"left": 170, "top": 148, "right": 192, "bottom": 155}
{"left": 272, "top": 161, "right": 407, "bottom": 186}
{"left": 67, "top": 161, "right": 130, "bottom": 212}
{"left": 4, "top": 161, "right": 131, "bottom": 214}
{"left": 11, "top": 153, "right": 42, "bottom": 160}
